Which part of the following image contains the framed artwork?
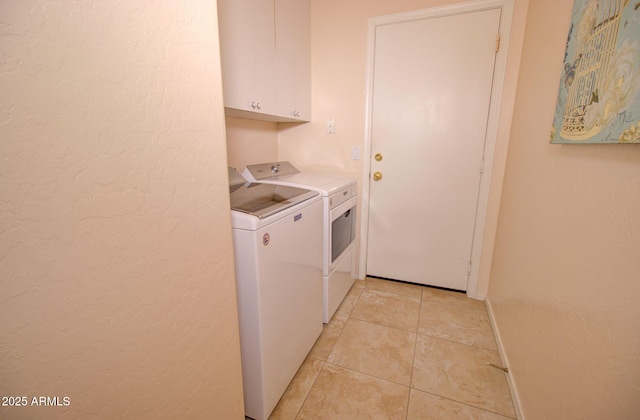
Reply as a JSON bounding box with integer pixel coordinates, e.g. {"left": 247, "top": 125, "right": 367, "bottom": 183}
{"left": 551, "top": 0, "right": 640, "bottom": 144}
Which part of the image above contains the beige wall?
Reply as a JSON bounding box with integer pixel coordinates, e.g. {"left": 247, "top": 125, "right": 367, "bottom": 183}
{"left": 0, "top": 1, "right": 245, "bottom": 418}
{"left": 276, "top": 0, "right": 528, "bottom": 295}
{"left": 226, "top": 117, "right": 279, "bottom": 171}
{"left": 487, "top": 0, "right": 640, "bottom": 418}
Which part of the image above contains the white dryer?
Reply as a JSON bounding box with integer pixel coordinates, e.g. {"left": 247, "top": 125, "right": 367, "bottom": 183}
{"left": 242, "top": 162, "right": 357, "bottom": 323}
{"left": 228, "top": 168, "right": 323, "bottom": 420}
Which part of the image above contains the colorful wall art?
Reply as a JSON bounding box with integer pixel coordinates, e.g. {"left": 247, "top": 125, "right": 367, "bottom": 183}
{"left": 551, "top": 0, "right": 640, "bottom": 144}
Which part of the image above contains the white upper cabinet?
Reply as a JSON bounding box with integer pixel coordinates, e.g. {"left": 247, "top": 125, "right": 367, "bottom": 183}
{"left": 275, "top": 0, "right": 310, "bottom": 121}
{"left": 218, "top": 0, "right": 310, "bottom": 123}
{"left": 217, "top": 0, "right": 276, "bottom": 117}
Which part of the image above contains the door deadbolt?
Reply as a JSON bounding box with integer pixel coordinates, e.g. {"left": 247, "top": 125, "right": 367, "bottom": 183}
{"left": 374, "top": 153, "right": 383, "bottom": 161}
{"left": 373, "top": 171, "right": 383, "bottom": 181}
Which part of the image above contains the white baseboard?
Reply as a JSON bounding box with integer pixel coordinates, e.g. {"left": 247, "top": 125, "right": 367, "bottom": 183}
{"left": 485, "top": 296, "right": 525, "bottom": 420}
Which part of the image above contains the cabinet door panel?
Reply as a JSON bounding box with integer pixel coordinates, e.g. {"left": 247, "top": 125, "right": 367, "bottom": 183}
{"left": 275, "top": 0, "right": 310, "bottom": 121}
{"left": 218, "top": 0, "right": 276, "bottom": 114}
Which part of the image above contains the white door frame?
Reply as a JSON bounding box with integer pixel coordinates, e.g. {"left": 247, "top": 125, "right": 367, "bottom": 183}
{"left": 358, "top": 0, "right": 513, "bottom": 299}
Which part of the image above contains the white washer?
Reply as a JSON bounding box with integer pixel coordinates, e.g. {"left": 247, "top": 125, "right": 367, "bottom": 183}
{"left": 228, "top": 168, "right": 323, "bottom": 420}
{"left": 242, "top": 162, "right": 357, "bottom": 323}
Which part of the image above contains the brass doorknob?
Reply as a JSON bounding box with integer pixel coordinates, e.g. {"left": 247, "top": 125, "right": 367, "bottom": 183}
{"left": 374, "top": 153, "right": 383, "bottom": 162}
{"left": 373, "top": 171, "right": 383, "bottom": 181}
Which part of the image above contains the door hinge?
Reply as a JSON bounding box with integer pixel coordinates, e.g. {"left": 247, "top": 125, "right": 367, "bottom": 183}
{"left": 495, "top": 33, "right": 501, "bottom": 53}
{"left": 479, "top": 157, "right": 485, "bottom": 174}
{"left": 467, "top": 260, "right": 472, "bottom": 275}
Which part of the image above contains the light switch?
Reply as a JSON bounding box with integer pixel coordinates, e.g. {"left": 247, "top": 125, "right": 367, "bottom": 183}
{"left": 327, "top": 118, "right": 336, "bottom": 134}
{"left": 351, "top": 146, "right": 360, "bottom": 160}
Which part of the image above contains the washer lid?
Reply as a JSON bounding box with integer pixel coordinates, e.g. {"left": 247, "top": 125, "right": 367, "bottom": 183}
{"left": 230, "top": 183, "right": 319, "bottom": 219}
{"left": 243, "top": 161, "right": 300, "bottom": 180}
{"left": 242, "top": 161, "right": 357, "bottom": 196}
{"left": 228, "top": 167, "right": 248, "bottom": 193}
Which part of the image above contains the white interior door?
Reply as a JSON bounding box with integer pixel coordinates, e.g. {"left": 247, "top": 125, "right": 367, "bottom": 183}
{"left": 366, "top": 8, "right": 501, "bottom": 290}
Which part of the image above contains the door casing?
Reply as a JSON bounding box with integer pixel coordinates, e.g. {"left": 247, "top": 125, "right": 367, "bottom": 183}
{"left": 358, "top": 0, "right": 514, "bottom": 299}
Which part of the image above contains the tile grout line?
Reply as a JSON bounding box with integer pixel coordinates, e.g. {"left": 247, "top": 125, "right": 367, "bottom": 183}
{"left": 413, "top": 283, "right": 514, "bottom": 418}
{"left": 405, "top": 287, "right": 426, "bottom": 419}
{"left": 415, "top": 329, "right": 502, "bottom": 352}
{"left": 331, "top": 281, "right": 419, "bottom": 391}
{"left": 412, "top": 295, "right": 517, "bottom": 418}
{"left": 322, "top": 360, "right": 413, "bottom": 389}
{"left": 291, "top": 281, "right": 364, "bottom": 418}
{"left": 285, "top": 278, "right": 514, "bottom": 419}
{"left": 417, "top": 389, "right": 517, "bottom": 420}
{"left": 290, "top": 357, "right": 325, "bottom": 420}
{"left": 347, "top": 314, "right": 420, "bottom": 335}
{"left": 290, "top": 309, "right": 349, "bottom": 420}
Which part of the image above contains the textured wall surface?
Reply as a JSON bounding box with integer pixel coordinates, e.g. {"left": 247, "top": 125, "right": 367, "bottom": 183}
{"left": 0, "top": 1, "right": 245, "bottom": 418}
{"left": 225, "top": 117, "right": 279, "bottom": 171}
{"left": 487, "top": 0, "right": 640, "bottom": 418}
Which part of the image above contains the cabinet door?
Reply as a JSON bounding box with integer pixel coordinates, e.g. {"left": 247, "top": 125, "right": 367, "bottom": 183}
{"left": 218, "top": 0, "right": 276, "bottom": 115}
{"left": 275, "top": 0, "right": 310, "bottom": 121}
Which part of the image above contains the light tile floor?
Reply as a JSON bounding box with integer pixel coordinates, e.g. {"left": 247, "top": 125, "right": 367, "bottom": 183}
{"left": 269, "top": 277, "right": 516, "bottom": 420}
